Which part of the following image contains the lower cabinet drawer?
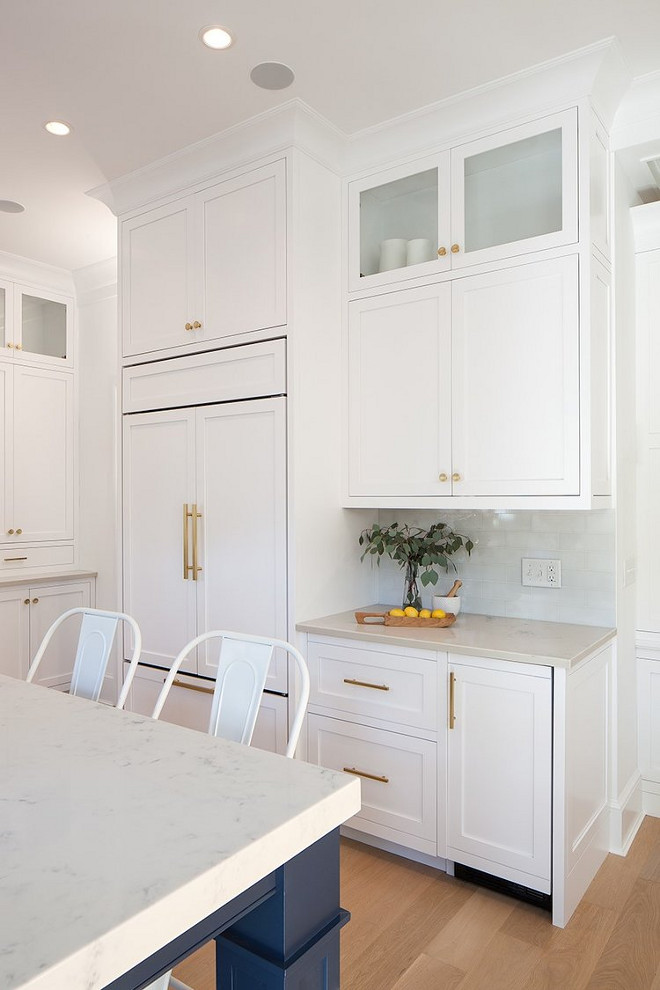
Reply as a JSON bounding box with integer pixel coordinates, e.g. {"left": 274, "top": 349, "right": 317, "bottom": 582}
{"left": 307, "top": 713, "right": 437, "bottom": 855}
{"left": 1, "top": 544, "right": 75, "bottom": 570}
{"left": 125, "top": 663, "right": 288, "bottom": 754}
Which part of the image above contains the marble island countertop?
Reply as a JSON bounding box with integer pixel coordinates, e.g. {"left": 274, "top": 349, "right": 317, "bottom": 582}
{"left": 297, "top": 606, "right": 615, "bottom": 669}
{"left": 0, "top": 676, "right": 360, "bottom": 990}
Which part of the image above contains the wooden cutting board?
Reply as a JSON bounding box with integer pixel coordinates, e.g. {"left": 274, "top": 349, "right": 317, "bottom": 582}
{"left": 355, "top": 610, "right": 456, "bottom": 628}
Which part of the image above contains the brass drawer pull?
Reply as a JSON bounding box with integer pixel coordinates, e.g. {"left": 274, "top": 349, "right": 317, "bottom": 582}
{"left": 5, "top": 556, "right": 28, "bottom": 562}
{"left": 173, "top": 677, "right": 214, "bottom": 695}
{"left": 343, "top": 766, "right": 389, "bottom": 784}
{"left": 343, "top": 677, "right": 390, "bottom": 692}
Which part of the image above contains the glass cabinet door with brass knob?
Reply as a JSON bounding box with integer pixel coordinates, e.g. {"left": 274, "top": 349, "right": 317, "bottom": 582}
{"left": 450, "top": 108, "right": 578, "bottom": 269}
{"left": 348, "top": 153, "right": 451, "bottom": 292}
{"left": 1, "top": 281, "right": 73, "bottom": 367}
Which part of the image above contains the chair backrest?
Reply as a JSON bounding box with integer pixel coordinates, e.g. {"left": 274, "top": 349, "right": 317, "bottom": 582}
{"left": 26, "top": 607, "right": 142, "bottom": 709}
{"left": 152, "top": 630, "right": 310, "bottom": 758}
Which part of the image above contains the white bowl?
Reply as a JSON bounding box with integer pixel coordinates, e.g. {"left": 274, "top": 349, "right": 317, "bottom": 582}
{"left": 432, "top": 595, "right": 462, "bottom": 616}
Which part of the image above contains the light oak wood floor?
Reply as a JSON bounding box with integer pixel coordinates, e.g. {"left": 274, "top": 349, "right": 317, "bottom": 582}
{"left": 173, "top": 815, "right": 660, "bottom": 990}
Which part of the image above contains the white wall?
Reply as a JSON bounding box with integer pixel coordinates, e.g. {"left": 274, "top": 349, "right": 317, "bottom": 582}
{"left": 371, "top": 508, "right": 615, "bottom": 625}
{"left": 73, "top": 259, "right": 119, "bottom": 613}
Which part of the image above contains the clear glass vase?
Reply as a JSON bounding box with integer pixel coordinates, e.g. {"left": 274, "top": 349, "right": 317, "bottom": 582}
{"left": 403, "top": 561, "right": 422, "bottom": 610}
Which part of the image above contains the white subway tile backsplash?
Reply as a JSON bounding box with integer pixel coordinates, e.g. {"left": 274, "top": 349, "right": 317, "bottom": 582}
{"left": 374, "top": 509, "right": 615, "bottom": 627}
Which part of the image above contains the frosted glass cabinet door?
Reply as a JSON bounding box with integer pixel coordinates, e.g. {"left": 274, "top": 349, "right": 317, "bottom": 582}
{"left": 451, "top": 256, "right": 580, "bottom": 497}
{"left": 450, "top": 109, "right": 578, "bottom": 269}
{"left": 347, "top": 284, "right": 452, "bottom": 496}
{"left": 15, "top": 286, "right": 72, "bottom": 366}
{"left": 348, "top": 153, "right": 451, "bottom": 291}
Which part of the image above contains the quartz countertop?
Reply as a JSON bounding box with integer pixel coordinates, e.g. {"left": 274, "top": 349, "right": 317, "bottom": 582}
{"left": 0, "top": 568, "right": 97, "bottom": 588}
{"left": 0, "top": 676, "right": 360, "bottom": 990}
{"left": 297, "top": 606, "right": 615, "bottom": 669}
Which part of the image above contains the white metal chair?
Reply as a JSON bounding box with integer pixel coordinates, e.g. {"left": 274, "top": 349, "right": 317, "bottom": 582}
{"left": 26, "top": 607, "right": 142, "bottom": 709}
{"left": 150, "top": 630, "right": 311, "bottom": 990}
{"left": 152, "top": 630, "right": 310, "bottom": 759}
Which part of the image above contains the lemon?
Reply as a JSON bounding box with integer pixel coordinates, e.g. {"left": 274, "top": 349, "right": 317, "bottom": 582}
{"left": 404, "top": 606, "right": 419, "bottom": 618}
{"left": 389, "top": 608, "right": 405, "bottom": 616}
{"left": 419, "top": 608, "right": 432, "bottom": 618}
{"left": 431, "top": 608, "right": 446, "bottom": 618}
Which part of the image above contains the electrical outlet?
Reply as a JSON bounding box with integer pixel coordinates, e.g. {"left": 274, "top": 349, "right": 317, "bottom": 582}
{"left": 521, "top": 558, "right": 562, "bottom": 588}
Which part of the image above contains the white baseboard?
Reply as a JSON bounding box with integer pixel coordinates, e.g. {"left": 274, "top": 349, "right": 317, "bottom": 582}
{"left": 340, "top": 825, "right": 448, "bottom": 872}
{"left": 609, "top": 770, "right": 645, "bottom": 855}
{"left": 642, "top": 778, "right": 660, "bottom": 818}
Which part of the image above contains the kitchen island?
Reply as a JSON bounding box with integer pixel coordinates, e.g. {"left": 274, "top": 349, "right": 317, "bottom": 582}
{"left": 0, "top": 675, "right": 360, "bottom": 990}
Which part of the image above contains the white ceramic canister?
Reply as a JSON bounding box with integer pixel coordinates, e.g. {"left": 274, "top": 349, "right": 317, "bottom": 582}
{"left": 378, "top": 238, "right": 408, "bottom": 272}
{"left": 406, "top": 237, "right": 434, "bottom": 266}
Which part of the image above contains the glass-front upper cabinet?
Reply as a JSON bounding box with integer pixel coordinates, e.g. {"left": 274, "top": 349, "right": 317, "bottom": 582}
{"left": 348, "top": 109, "right": 578, "bottom": 291}
{"left": 348, "top": 153, "right": 451, "bottom": 291}
{"left": 1, "top": 284, "right": 73, "bottom": 366}
{"left": 450, "top": 109, "right": 578, "bottom": 269}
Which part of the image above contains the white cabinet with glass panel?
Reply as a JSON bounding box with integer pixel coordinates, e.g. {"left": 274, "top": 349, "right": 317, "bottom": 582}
{"left": 348, "top": 109, "right": 577, "bottom": 292}
{"left": 0, "top": 280, "right": 73, "bottom": 367}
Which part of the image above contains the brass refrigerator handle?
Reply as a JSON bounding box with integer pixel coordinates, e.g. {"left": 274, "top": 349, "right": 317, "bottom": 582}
{"left": 192, "top": 503, "right": 202, "bottom": 579}
{"left": 449, "top": 671, "right": 456, "bottom": 729}
{"left": 183, "top": 504, "right": 192, "bottom": 580}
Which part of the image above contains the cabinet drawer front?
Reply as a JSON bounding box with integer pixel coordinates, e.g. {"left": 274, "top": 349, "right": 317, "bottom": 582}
{"left": 308, "top": 641, "right": 437, "bottom": 730}
{"left": 307, "top": 713, "right": 436, "bottom": 847}
{"left": 123, "top": 339, "right": 286, "bottom": 413}
{"left": 1, "top": 544, "right": 74, "bottom": 570}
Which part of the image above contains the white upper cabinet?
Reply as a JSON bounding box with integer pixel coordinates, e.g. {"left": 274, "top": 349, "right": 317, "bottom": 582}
{"left": 1, "top": 364, "right": 74, "bottom": 543}
{"left": 0, "top": 280, "right": 73, "bottom": 367}
{"left": 348, "top": 110, "right": 577, "bottom": 292}
{"left": 122, "top": 160, "right": 287, "bottom": 359}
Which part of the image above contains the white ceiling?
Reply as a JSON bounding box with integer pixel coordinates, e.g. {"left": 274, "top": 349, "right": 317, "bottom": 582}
{"left": 2, "top": 0, "right": 660, "bottom": 272}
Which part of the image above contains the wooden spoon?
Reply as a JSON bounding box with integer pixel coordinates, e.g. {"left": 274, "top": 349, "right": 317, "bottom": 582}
{"left": 445, "top": 579, "right": 462, "bottom": 598}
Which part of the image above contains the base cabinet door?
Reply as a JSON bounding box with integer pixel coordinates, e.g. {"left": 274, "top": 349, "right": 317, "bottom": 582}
{"left": 638, "top": 657, "right": 660, "bottom": 783}
{"left": 27, "top": 582, "right": 93, "bottom": 689}
{"left": 0, "top": 587, "right": 30, "bottom": 679}
{"left": 307, "top": 712, "right": 437, "bottom": 856}
{"left": 126, "top": 663, "right": 288, "bottom": 755}
{"left": 447, "top": 656, "right": 552, "bottom": 893}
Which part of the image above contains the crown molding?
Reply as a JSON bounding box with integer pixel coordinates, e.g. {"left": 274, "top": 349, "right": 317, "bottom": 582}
{"left": 0, "top": 249, "right": 75, "bottom": 294}
{"left": 72, "top": 257, "right": 118, "bottom": 304}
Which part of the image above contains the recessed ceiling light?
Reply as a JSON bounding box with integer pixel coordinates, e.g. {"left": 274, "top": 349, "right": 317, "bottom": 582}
{"left": 0, "top": 200, "right": 25, "bottom": 214}
{"left": 250, "top": 62, "right": 295, "bottom": 91}
{"left": 44, "top": 120, "right": 72, "bottom": 137}
{"left": 199, "top": 25, "right": 234, "bottom": 50}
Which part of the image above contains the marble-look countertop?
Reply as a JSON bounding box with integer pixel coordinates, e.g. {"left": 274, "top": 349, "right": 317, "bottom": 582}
{"left": 297, "top": 606, "right": 615, "bottom": 669}
{"left": 0, "top": 676, "right": 360, "bottom": 990}
{"left": 0, "top": 568, "right": 97, "bottom": 589}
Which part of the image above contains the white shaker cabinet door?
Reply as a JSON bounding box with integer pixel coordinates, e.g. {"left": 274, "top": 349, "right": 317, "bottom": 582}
{"left": 0, "top": 587, "right": 29, "bottom": 679}
{"left": 27, "top": 581, "right": 93, "bottom": 689}
{"left": 12, "top": 366, "right": 74, "bottom": 541}
{"left": 195, "top": 397, "right": 288, "bottom": 691}
{"left": 122, "top": 198, "right": 196, "bottom": 357}
{"left": 0, "top": 363, "right": 13, "bottom": 536}
{"left": 447, "top": 657, "right": 552, "bottom": 892}
{"left": 123, "top": 409, "right": 197, "bottom": 672}
{"left": 451, "top": 255, "right": 579, "bottom": 497}
{"left": 347, "top": 283, "right": 452, "bottom": 497}
{"left": 194, "top": 160, "right": 287, "bottom": 344}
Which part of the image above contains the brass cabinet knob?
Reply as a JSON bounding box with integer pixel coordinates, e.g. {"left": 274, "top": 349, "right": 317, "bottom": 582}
{"left": 438, "top": 473, "right": 448, "bottom": 482}
{"left": 192, "top": 321, "right": 202, "bottom": 329}
{"left": 16, "top": 528, "right": 22, "bottom": 535}
{"left": 15, "top": 343, "right": 22, "bottom": 350}
{"left": 32, "top": 598, "right": 39, "bottom": 604}
{"left": 24, "top": 598, "right": 30, "bottom": 606}
{"left": 452, "top": 472, "right": 461, "bottom": 482}
{"left": 7, "top": 529, "right": 14, "bottom": 535}
{"left": 451, "top": 244, "right": 461, "bottom": 254}
{"left": 184, "top": 322, "right": 193, "bottom": 331}
{"left": 7, "top": 342, "right": 14, "bottom": 348}
{"left": 437, "top": 247, "right": 447, "bottom": 257}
